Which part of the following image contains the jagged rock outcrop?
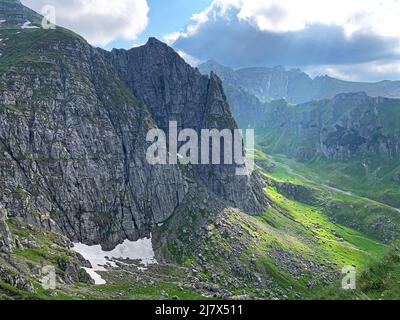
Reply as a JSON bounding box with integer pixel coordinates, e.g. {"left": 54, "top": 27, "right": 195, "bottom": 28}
{"left": 104, "top": 38, "right": 267, "bottom": 213}
{"left": 0, "top": 204, "right": 13, "bottom": 253}
{"left": 0, "top": 23, "right": 187, "bottom": 249}
{"left": 106, "top": 39, "right": 226, "bottom": 132}
{"left": 199, "top": 60, "right": 400, "bottom": 104}
{"left": 0, "top": 264, "right": 35, "bottom": 292}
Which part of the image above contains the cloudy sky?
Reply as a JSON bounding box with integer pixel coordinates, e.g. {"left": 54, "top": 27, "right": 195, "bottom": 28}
{"left": 22, "top": 0, "right": 400, "bottom": 82}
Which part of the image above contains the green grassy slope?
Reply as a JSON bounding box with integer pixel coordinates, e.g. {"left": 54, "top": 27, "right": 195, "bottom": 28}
{"left": 255, "top": 146, "right": 400, "bottom": 243}
{"left": 312, "top": 241, "right": 400, "bottom": 300}
{"left": 254, "top": 145, "right": 399, "bottom": 299}
{"left": 1, "top": 153, "right": 392, "bottom": 300}
{"left": 154, "top": 167, "right": 389, "bottom": 299}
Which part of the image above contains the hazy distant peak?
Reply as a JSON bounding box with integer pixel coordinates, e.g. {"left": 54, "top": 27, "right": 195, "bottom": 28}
{"left": 198, "top": 60, "right": 400, "bottom": 104}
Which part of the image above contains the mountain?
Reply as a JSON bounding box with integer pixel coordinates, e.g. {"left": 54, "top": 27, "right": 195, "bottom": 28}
{"left": 102, "top": 40, "right": 267, "bottom": 214}
{"left": 0, "top": 1, "right": 398, "bottom": 300}
{"left": 199, "top": 60, "right": 400, "bottom": 211}
{"left": 198, "top": 60, "right": 400, "bottom": 129}
{"left": 256, "top": 92, "right": 400, "bottom": 210}
{"left": 260, "top": 93, "right": 400, "bottom": 161}
{"left": 199, "top": 60, "right": 400, "bottom": 104}
{"left": 0, "top": 0, "right": 276, "bottom": 298}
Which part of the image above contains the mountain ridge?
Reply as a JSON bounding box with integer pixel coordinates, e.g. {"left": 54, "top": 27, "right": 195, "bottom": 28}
{"left": 102, "top": 38, "right": 268, "bottom": 214}
{"left": 198, "top": 60, "right": 400, "bottom": 104}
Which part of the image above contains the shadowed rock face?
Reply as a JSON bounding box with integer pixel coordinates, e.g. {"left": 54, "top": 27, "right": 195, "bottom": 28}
{"left": 105, "top": 38, "right": 268, "bottom": 214}
{"left": 106, "top": 38, "right": 216, "bottom": 133}
{"left": 0, "top": 14, "right": 188, "bottom": 250}
{"left": 0, "top": 29, "right": 187, "bottom": 250}
{"left": 0, "top": 7, "right": 267, "bottom": 249}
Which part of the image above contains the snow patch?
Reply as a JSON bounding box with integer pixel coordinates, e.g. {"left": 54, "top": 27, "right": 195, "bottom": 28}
{"left": 21, "top": 21, "right": 39, "bottom": 29}
{"left": 0, "top": 20, "right": 6, "bottom": 24}
{"left": 72, "top": 236, "right": 157, "bottom": 285}
{"left": 82, "top": 268, "right": 106, "bottom": 285}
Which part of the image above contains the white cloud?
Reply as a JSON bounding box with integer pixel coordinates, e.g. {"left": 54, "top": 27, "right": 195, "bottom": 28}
{"left": 22, "top": 0, "right": 149, "bottom": 46}
{"left": 164, "top": 32, "right": 185, "bottom": 45}
{"left": 187, "top": 0, "right": 400, "bottom": 37}
{"left": 168, "top": 0, "right": 400, "bottom": 52}
{"left": 177, "top": 50, "right": 202, "bottom": 67}
{"left": 170, "top": 0, "right": 400, "bottom": 81}
{"left": 304, "top": 61, "right": 400, "bottom": 82}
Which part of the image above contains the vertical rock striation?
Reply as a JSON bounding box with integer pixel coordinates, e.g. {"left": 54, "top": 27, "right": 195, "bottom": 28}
{"left": 0, "top": 26, "right": 187, "bottom": 249}
{"left": 105, "top": 38, "right": 267, "bottom": 213}
{"left": 0, "top": 5, "right": 267, "bottom": 249}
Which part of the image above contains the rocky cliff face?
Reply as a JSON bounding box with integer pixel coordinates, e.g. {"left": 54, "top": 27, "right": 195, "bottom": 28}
{"left": 105, "top": 39, "right": 229, "bottom": 133}
{"left": 104, "top": 39, "right": 267, "bottom": 214}
{"left": 0, "top": 24, "right": 187, "bottom": 249}
{"left": 0, "top": 4, "right": 266, "bottom": 251}
{"left": 0, "top": 204, "right": 13, "bottom": 253}
{"left": 260, "top": 92, "right": 400, "bottom": 161}
{"left": 320, "top": 94, "right": 400, "bottom": 160}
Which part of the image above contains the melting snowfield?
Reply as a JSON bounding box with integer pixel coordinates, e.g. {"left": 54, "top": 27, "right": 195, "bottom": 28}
{"left": 72, "top": 236, "right": 157, "bottom": 285}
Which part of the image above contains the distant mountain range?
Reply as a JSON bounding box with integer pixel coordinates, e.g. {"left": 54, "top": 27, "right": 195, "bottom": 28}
{"left": 199, "top": 60, "right": 400, "bottom": 160}
{"left": 258, "top": 92, "right": 400, "bottom": 161}
{"left": 199, "top": 60, "right": 400, "bottom": 210}
{"left": 198, "top": 60, "right": 400, "bottom": 104}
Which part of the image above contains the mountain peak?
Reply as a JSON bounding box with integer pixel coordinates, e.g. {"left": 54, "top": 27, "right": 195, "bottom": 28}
{"left": 139, "top": 37, "right": 184, "bottom": 61}
{"left": 146, "top": 37, "right": 166, "bottom": 47}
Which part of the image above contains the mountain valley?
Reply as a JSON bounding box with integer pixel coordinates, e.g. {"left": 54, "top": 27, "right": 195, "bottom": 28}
{"left": 0, "top": 0, "right": 399, "bottom": 301}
